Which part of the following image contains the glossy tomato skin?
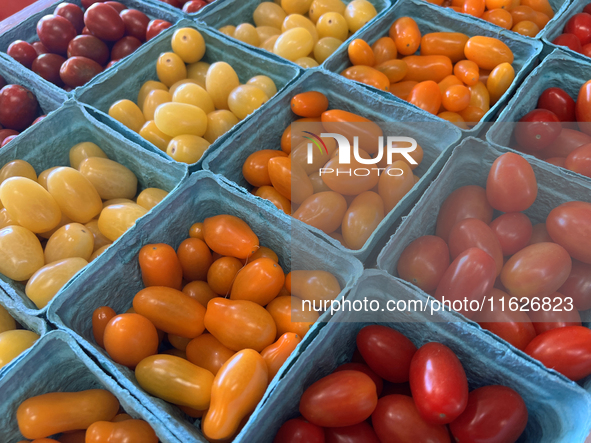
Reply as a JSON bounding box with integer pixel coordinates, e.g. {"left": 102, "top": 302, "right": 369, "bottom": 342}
{"left": 67, "top": 35, "right": 109, "bottom": 66}
{"left": 565, "top": 143, "right": 591, "bottom": 177}
{"left": 565, "top": 13, "right": 591, "bottom": 46}
{"left": 541, "top": 128, "right": 591, "bottom": 158}
{"left": 59, "top": 56, "right": 103, "bottom": 88}
{"left": 553, "top": 33, "right": 583, "bottom": 52}
{"left": 356, "top": 325, "right": 417, "bottom": 383}
{"left": 409, "top": 342, "right": 468, "bottom": 425}
{"left": 371, "top": 395, "right": 450, "bottom": 443}
{"left": 36, "top": 14, "right": 76, "bottom": 55}
{"left": 334, "top": 362, "right": 383, "bottom": 396}
{"left": 139, "top": 243, "right": 183, "bottom": 290}
{"left": 576, "top": 80, "right": 591, "bottom": 135}
{"left": 146, "top": 19, "right": 172, "bottom": 40}
{"left": 489, "top": 212, "right": 533, "bottom": 256}
{"left": 7, "top": 41, "right": 37, "bottom": 69}
{"left": 537, "top": 87, "right": 576, "bottom": 123}
{"left": 120, "top": 9, "right": 150, "bottom": 42}
{"left": 299, "top": 371, "right": 378, "bottom": 427}
{"left": 449, "top": 386, "right": 528, "bottom": 443}
{"left": 0, "top": 85, "right": 38, "bottom": 131}
{"left": 86, "top": 419, "right": 158, "bottom": 443}
{"left": 514, "top": 109, "right": 562, "bottom": 151}
{"left": 448, "top": 218, "right": 503, "bottom": 276}
{"left": 111, "top": 36, "right": 142, "bottom": 61}
{"left": 32, "top": 53, "right": 66, "bottom": 86}
{"left": 528, "top": 299, "right": 582, "bottom": 334}
{"left": 324, "top": 421, "right": 380, "bottom": 443}
{"left": 525, "top": 326, "right": 591, "bottom": 381}
{"left": 274, "top": 418, "right": 325, "bottom": 443}
{"left": 559, "top": 259, "right": 591, "bottom": 310}
{"left": 397, "top": 235, "right": 450, "bottom": 292}
{"left": 546, "top": 201, "right": 591, "bottom": 264}
{"left": 486, "top": 153, "right": 538, "bottom": 212}
{"left": 55, "top": 3, "right": 84, "bottom": 34}
{"left": 84, "top": 3, "right": 125, "bottom": 41}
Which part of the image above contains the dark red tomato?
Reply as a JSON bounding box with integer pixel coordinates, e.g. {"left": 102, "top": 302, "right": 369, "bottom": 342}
{"left": 449, "top": 386, "right": 528, "bottom": 443}
{"left": 540, "top": 128, "right": 591, "bottom": 158}
{"left": 32, "top": 53, "right": 66, "bottom": 86}
{"left": 525, "top": 326, "right": 591, "bottom": 380}
{"left": 0, "top": 85, "right": 38, "bottom": 131}
{"left": 0, "top": 129, "right": 19, "bottom": 146}
{"left": 559, "top": 259, "right": 591, "bottom": 310}
{"left": 81, "top": 0, "right": 102, "bottom": 8}
{"left": 583, "top": 43, "right": 591, "bottom": 57}
{"left": 565, "top": 143, "right": 591, "bottom": 177}
{"left": 552, "top": 33, "right": 583, "bottom": 52}
{"left": 448, "top": 218, "right": 503, "bottom": 276}
{"left": 1, "top": 135, "right": 17, "bottom": 147}
{"left": 409, "top": 342, "right": 468, "bottom": 425}
{"left": 60, "top": 56, "right": 103, "bottom": 88}
{"left": 160, "top": 0, "right": 182, "bottom": 7}
{"left": 529, "top": 223, "right": 552, "bottom": 245}
{"left": 7, "top": 41, "right": 37, "bottom": 69}
{"left": 32, "top": 115, "right": 46, "bottom": 125}
{"left": 546, "top": 201, "right": 591, "bottom": 264}
{"left": 324, "top": 422, "right": 380, "bottom": 443}
{"left": 434, "top": 248, "right": 497, "bottom": 319}
{"left": 104, "top": 1, "right": 127, "bottom": 13}
{"left": 82, "top": 26, "right": 92, "bottom": 35}
{"left": 120, "top": 9, "right": 150, "bottom": 42}
{"left": 106, "top": 60, "right": 118, "bottom": 69}
{"left": 31, "top": 41, "right": 50, "bottom": 56}
{"left": 475, "top": 289, "right": 537, "bottom": 351}
{"left": 356, "top": 325, "right": 417, "bottom": 383}
{"left": 36, "top": 14, "right": 77, "bottom": 55}
{"left": 299, "top": 371, "right": 378, "bottom": 427}
{"left": 372, "top": 395, "right": 450, "bottom": 443}
{"left": 55, "top": 2, "right": 85, "bottom": 33}
{"left": 183, "top": 0, "right": 209, "bottom": 13}
{"left": 380, "top": 382, "right": 412, "bottom": 397}
{"left": 273, "top": 418, "right": 325, "bottom": 443}
{"left": 514, "top": 109, "right": 562, "bottom": 151}
{"left": 489, "top": 212, "right": 533, "bottom": 256}
{"left": 529, "top": 299, "right": 582, "bottom": 335}
{"left": 67, "top": 35, "right": 110, "bottom": 66}
{"left": 334, "top": 363, "right": 383, "bottom": 396}
{"left": 436, "top": 185, "right": 493, "bottom": 243}
{"left": 486, "top": 152, "right": 538, "bottom": 212}
{"left": 585, "top": 3, "right": 591, "bottom": 14}
{"left": 576, "top": 80, "right": 591, "bottom": 135}
{"left": 397, "top": 235, "right": 450, "bottom": 292}
{"left": 537, "top": 87, "right": 576, "bottom": 123}
{"left": 110, "top": 36, "right": 142, "bottom": 61}
{"left": 565, "top": 13, "right": 591, "bottom": 46}
{"left": 84, "top": 3, "right": 126, "bottom": 41}
{"left": 146, "top": 19, "right": 172, "bottom": 40}
{"left": 546, "top": 157, "right": 566, "bottom": 167}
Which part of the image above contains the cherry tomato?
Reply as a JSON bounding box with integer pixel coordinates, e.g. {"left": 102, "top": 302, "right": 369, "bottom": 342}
{"left": 176, "top": 238, "right": 213, "bottom": 282}
{"left": 565, "top": 13, "right": 591, "bottom": 46}
{"left": 67, "top": 35, "right": 109, "bottom": 65}
{"left": 390, "top": 80, "right": 418, "bottom": 100}
{"left": 565, "top": 143, "right": 591, "bottom": 177}
{"left": 449, "top": 218, "right": 503, "bottom": 275}
{"left": 139, "top": 243, "right": 183, "bottom": 290}
{"left": 242, "top": 150, "right": 288, "bottom": 188}
{"left": 525, "top": 326, "right": 591, "bottom": 380}
{"left": 482, "top": 9, "right": 513, "bottom": 29}
{"left": 230, "top": 258, "right": 285, "bottom": 305}
{"left": 203, "top": 214, "right": 259, "bottom": 259}
{"left": 84, "top": 3, "right": 125, "bottom": 41}
{"left": 321, "top": 109, "right": 383, "bottom": 155}
{"left": 402, "top": 55, "right": 453, "bottom": 83}
{"left": 537, "top": 87, "right": 576, "bottom": 123}
{"left": 559, "top": 259, "right": 591, "bottom": 310}
{"left": 552, "top": 33, "right": 582, "bottom": 52}
{"left": 184, "top": 1, "right": 209, "bottom": 13}
{"left": 577, "top": 80, "right": 591, "bottom": 135}
{"left": 341, "top": 66, "right": 390, "bottom": 91}
{"left": 120, "top": 9, "right": 150, "bottom": 42}
{"left": 103, "top": 313, "right": 159, "bottom": 368}
{"left": 291, "top": 91, "right": 329, "bottom": 118}
{"left": 407, "top": 81, "right": 441, "bottom": 114}
{"left": 92, "top": 306, "right": 116, "bottom": 348}
{"left": 36, "top": 15, "right": 76, "bottom": 55}
{"left": 442, "top": 84, "right": 470, "bottom": 112}
{"left": 7, "top": 41, "right": 37, "bottom": 69}
{"left": 325, "top": 421, "right": 381, "bottom": 443}
{"left": 389, "top": 17, "right": 421, "bottom": 56}
{"left": 32, "top": 53, "right": 66, "bottom": 86}
{"left": 0, "top": 85, "right": 38, "bottom": 131}
{"left": 207, "top": 256, "right": 243, "bottom": 295}
{"left": 111, "top": 36, "right": 142, "bottom": 61}
{"left": 420, "top": 32, "right": 469, "bottom": 63}
{"left": 515, "top": 109, "right": 562, "bottom": 151}
{"left": 60, "top": 56, "right": 103, "bottom": 88}
{"left": 356, "top": 325, "right": 417, "bottom": 383}
{"left": 348, "top": 39, "right": 375, "bottom": 66}
{"left": 146, "top": 19, "right": 172, "bottom": 41}
{"left": 540, "top": 128, "right": 591, "bottom": 158}
{"left": 529, "top": 299, "right": 582, "bottom": 334}
{"left": 489, "top": 212, "right": 533, "bottom": 256}
{"left": 397, "top": 235, "right": 450, "bottom": 292}
{"left": 274, "top": 418, "right": 325, "bottom": 443}
{"left": 372, "top": 37, "right": 397, "bottom": 64}
{"left": 266, "top": 295, "right": 319, "bottom": 339}
{"left": 546, "top": 201, "right": 591, "bottom": 264}
{"left": 464, "top": 36, "right": 514, "bottom": 70}
{"left": 334, "top": 362, "right": 383, "bottom": 396}
{"left": 55, "top": 3, "right": 84, "bottom": 33}
{"left": 186, "top": 333, "right": 235, "bottom": 375}
{"left": 487, "top": 62, "right": 514, "bottom": 105}
{"left": 86, "top": 419, "right": 158, "bottom": 443}
{"left": 449, "top": 386, "right": 528, "bottom": 443}
{"left": 486, "top": 152, "right": 538, "bottom": 212}
{"left": 261, "top": 332, "right": 301, "bottom": 379}
{"left": 299, "top": 371, "right": 378, "bottom": 427}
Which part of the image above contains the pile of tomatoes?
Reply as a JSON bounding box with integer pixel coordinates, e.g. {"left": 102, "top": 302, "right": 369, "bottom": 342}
{"left": 108, "top": 27, "right": 278, "bottom": 164}
{"left": 218, "top": 0, "right": 378, "bottom": 67}
{"left": 91, "top": 214, "right": 339, "bottom": 441}
{"left": 0, "top": 304, "right": 39, "bottom": 371}
{"left": 552, "top": 3, "right": 591, "bottom": 56}
{"left": 15, "top": 389, "right": 157, "bottom": 442}
{"left": 513, "top": 83, "right": 591, "bottom": 178}
{"left": 157, "top": 0, "right": 216, "bottom": 14}
{"left": 0, "top": 77, "right": 44, "bottom": 148}
{"left": 274, "top": 324, "right": 528, "bottom": 443}
{"left": 397, "top": 152, "right": 591, "bottom": 381}
{"left": 0, "top": 142, "right": 168, "bottom": 309}
{"left": 5, "top": 1, "right": 173, "bottom": 90}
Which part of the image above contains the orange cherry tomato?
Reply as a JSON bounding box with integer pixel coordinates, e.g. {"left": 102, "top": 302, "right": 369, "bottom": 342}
{"left": 341, "top": 191, "right": 386, "bottom": 249}
{"left": 176, "top": 237, "right": 213, "bottom": 282}
{"left": 248, "top": 246, "right": 279, "bottom": 263}
{"left": 531, "top": 11, "right": 550, "bottom": 29}
{"left": 341, "top": 65, "right": 390, "bottom": 91}
{"left": 420, "top": 32, "right": 470, "bottom": 63}
{"left": 469, "top": 81, "right": 491, "bottom": 111}
{"left": 203, "top": 349, "right": 268, "bottom": 441}
{"left": 112, "top": 413, "right": 133, "bottom": 422}
{"left": 242, "top": 150, "right": 288, "bottom": 187}
{"left": 289, "top": 270, "right": 341, "bottom": 304}
{"left": 268, "top": 156, "right": 314, "bottom": 204}
{"left": 485, "top": 0, "right": 512, "bottom": 9}
{"left": 204, "top": 298, "right": 276, "bottom": 351}
{"left": 281, "top": 125, "right": 293, "bottom": 154}
{"left": 371, "top": 37, "right": 397, "bottom": 64}
{"left": 375, "top": 59, "right": 408, "bottom": 83}
{"left": 92, "top": 306, "right": 116, "bottom": 348}
{"left": 266, "top": 295, "right": 319, "bottom": 338}
{"left": 86, "top": 419, "right": 158, "bottom": 443}
{"left": 281, "top": 117, "right": 323, "bottom": 155}
{"left": 407, "top": 81, "right": 442, "bottom": 114}
{"left": 168, "top": 333, "right": 192, "bottom": 351}
{"left": 459, "top": 106, "right": 486, "bottom": 125}
{"left": 57, "top": 430, "right": 86, "bottom": 443}
{"left": 402, "top": 55, "right": 452, "bottom": 83}
{"left": 438, "top": 111, "right": 469, "bottom": 129}
{"left": 261, "top": 332, "right": 301, "bottom": 379}
{"left": 186, "top": 333, "right": 236, "bottom": 375}
{"left": 103, "top": 313, "right": 159, "bottom": 368}
{"left": 230, "top": 258, "right": 285, "bottom": 305}
{"left": 454, "top": 60, "right": 479, "bottom": 86}
{"left": 138, "top": 243, "right": 183, "bottom": 290}
{"left": 255, "top": 186, "right": 292, "bottom": 215}
{"left": 348, "top": 39, "right": 375, "bottom": 66}
{"left": 511, "top": 5, "right": 536, "bottom": 23}
{"left": 320, "top": 152, "right": 380, "bottom": 196}
{"left": 17, "top": 390, "right": 119, "bottom": 439}
{"left": 133, "top": 286, "right": 206, "bottom": 338}
{"left": 207, "top": 256, "right": 243, "bottom": 295}
{"left": 512, "top": 20, "right": 540, "bottom": 37}
{"left": 292, "top": 191, "right": 348, "bottom": 234}
{"left": 438, "top": 75, "right": 463, "bottom": 94}
{"left": 177, "top": 405, "right": 206, "bottom": 418}
{"left": 487, "top": 62, "right": 515, "bottom": 104}
{"left": 482, "top": 9, "right": 514, "bottom": 29}
{"left": 390, "top": 80, "right": 418, "bottom": 100}
{"left": 521, "top": 0, "right": 553, "bottom": 18}
{"left": 189, "top": 222, "right": 204, "bottom": 240}
{"left": 442, "top": 84, "right": 471, "bottom": 112}
{"left": 203, "top": 214, "right": 259, "bottom": 259}
{"left": 182, "top": 280, "right": 218, "bottom": 307}
{"left": 321, "top": 109, "right": 384, "bottom": 155}
{"left": 389, "top": 17, "right": 421, "bottom": 56}
{"left": 378, "top": 161, "right": 415, "bottom": 213}
{"left": 290, "top": 92, "right": 329, "bottom": 118}
{"left": 464, "top": 36, "right": 514, "bottom": 70}
{"left": 463, "top": 0, "right": 485, "bottom": 16}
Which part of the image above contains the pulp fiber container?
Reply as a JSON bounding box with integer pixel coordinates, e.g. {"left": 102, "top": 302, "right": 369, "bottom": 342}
{"left": 377, "top": 137, "right": 591, "bottom": 389}
{"left": 0, "top": 0, "right": 182, "bottom": 96}
{"left": 0, "top": 330, "right": 181, "bottom": 443}
{"left": 198, "top": 0, "right": 392, "bottom": 69}
{"left": 203, "top": 69, "right": 462, "bottom": 265}
{"left": 238, "top": 269, "right": 591, "bottom": 443}
{"left": 541, "top": 0, "right": 591, "bottom": 58}
{"left": 487, "top": 49, "right": 591, "bottom": 182}
{"left": 0, "top": 101, "right": 188, "bottom": 317}
{"left": 324, "top": 0, "right": 544, "bottom": 136}
{"left": 75, "top": 19, "right": 301, "bottom": 170}
{"left": 48, "top": 170, "right": 364, "bottom": 443}
{"left": 145, "top": 0, "right": 225, "bottom": 18}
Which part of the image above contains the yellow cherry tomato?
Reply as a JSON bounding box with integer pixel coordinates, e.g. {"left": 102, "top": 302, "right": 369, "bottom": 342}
{"left": 46, "top": 167, "right": 102, "bottom": 224}
{"left": 171, "top": 28, "right": 205, "bottom": 63}
{"left": 137, "top": 81, "right": 168, "bottom": 109}
{"left": 97, "top": 203, "right": 148, "bottom": 241}
{"left": 203, "top": 110, "right": 239, "bottom": 144}
{"left": 167, "top": 135, "right": 211, "bottom": 164}
{"left": 154, "top": 103, "right": 207, "bottom": 138}
{"left": 172, "top": 83, "right": 215, "bottom": 114}
{"left": 44, "top": 223, "right": 94, "bottom": 263}
{"left": 205, "top": 62, "right": 240, "bottom": 110}
{"left": 109, "top": 99, "right": 146, "bottom": 133}
{"left": 0, "top": 160, "right": 37, "bottom": 184}
{"left": 274, "top": 27, "right": 315, "bottom": 61}
{"left": 68, "top": 142, "right": 108, "bottom": 170}
{"left": 0, "top": 330, "right": 39, "bottom": 369}
{"left": 26, "top": 257, "right": 88, "bottom": 308}
{"left": 136, "top": 188, "right": 168, "bottom": 210}
{"left": 0, "top": 225, "right": 45, "bottom": 281}
{"left": 156, "top": 52, "right": 187, "bottom": 88}
{"left": 139, "top": 120, "right": 172, "bottom": 152}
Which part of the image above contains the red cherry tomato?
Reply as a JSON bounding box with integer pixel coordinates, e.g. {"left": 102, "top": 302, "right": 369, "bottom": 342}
{"left": 528, "top": 299, "right": 582, "bottom": 334}
{"left": 299, "top": 371, "right": 378, "bottom": 427}
{"left": 537, "top": 87, "right": 576, "bottom": 123}
{"left": 59, "top": 56, "right": 103, "bottom": 88}
{"left": 540, "top": 128, "right": 591, "bottom": 158}
{"left": 67, "top": 35, "right": 110, "bottom": 66}
{"left": 356, "top": 325, "right": 417, "bottom": 383}
{"left": 120, "top": 9, "right": 150, "bottom": 42}
{"left": 183, "top": 0, "right": 209, "bottom": 13}
{"left": 559, "top": 259, "right": 591, "bottom": 310}
{"left": 565, "top": 13, "right": 591, "bottom": 46}
{"left": 334, "top": 363, "right": 383, "bottom": 396}
{"left": 0, "top": 129, "right": 19, "bottom": 146}
{"left": 1, "top": 135, "right": 17, "bottom": 147}
{"left": 0, "top": 85, "right": 38, "bottom": 131}
{"left": 583, "top": 43, "right": 591, "bottom": 57}
{"left": 32, "top": 53, "right": 66, "bottom": 86}
{"left": 36, "top": 14, "right": 77, "bottom": 55}
{"left": 7, "top": 41, "right": 37, "bottom": 69}
{"left": 486, "top": 152, "right": 538, "bottom": 212}
{"left": 576, "top": 80, "right": 591, "bottom": 135}
{"left": 32, "top": 41, "right": 50, "bottom": 56}
{"left": 146, "top": 20, "right": 172, "bottom": 40}
{"left": 371, "top": 395, "right": 450, "bottom": 443}
{"left": 55, "top": 3, "right": 85, "bottom": 34}
{"left": 552, "top": 34, "right": 582, "bottom": 52}
{"left": 525, "top": 326, "right": 591, "bottom": 381}
{"left": 324, "top": 421, "right": 381, "bottom": 443}
{"left": 546, "top": 201, "right": 591, "bottom": 264}
{"left": 111, "top": 36, "right": 142, "bottom": 61}
{"left": 565, "top": 143, "right": 591, "bottom": 177}
{"left": 514, "top": 109, "right": 562, "bottom": 151}
{"left": 449, "top": 386, "right": 528, "bottom": 443}
{"left": 84, "top": 3, "right": 126, "bottom": 41}
{"left": 489, "top": 212, "right": 533, "bottom": 256}
{"left": 273, "top": 418, "right": 325, "bottom": 443}
{"left": 104, "top": 1, "right": 126, "bottom": 13}
{"left": 397, "top": 235, "right": 450, "bottom": 292}
{"left": 409, "top": 342, "right": 468, "bottom": 425}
